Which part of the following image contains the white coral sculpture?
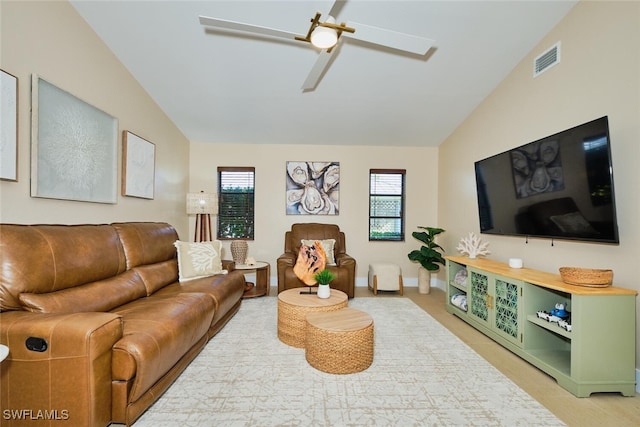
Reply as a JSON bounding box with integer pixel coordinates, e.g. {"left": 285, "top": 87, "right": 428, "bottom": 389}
{"left": 457, "top": 232, "right": 490, "bottom": 259}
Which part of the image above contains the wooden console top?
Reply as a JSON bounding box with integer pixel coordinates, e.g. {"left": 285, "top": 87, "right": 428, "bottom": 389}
{"left": 446, "top": 256, "right": 637, "bottom": 296}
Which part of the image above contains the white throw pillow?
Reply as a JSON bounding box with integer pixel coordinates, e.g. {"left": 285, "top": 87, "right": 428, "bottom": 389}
{"left": 301, "top": 238, "right": 336, "bottom": 266}
{"left": 174, "top": 240, "right": 225, "bottom": 282}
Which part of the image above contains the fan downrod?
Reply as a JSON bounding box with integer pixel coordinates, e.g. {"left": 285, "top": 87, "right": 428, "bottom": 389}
{"left": 295, "top": 12, "right": 355, "bottom": 51}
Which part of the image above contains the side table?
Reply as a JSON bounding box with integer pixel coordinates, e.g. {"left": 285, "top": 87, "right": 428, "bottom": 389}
{"left": 236, "top": 261, "right": 270, "bottom": 298}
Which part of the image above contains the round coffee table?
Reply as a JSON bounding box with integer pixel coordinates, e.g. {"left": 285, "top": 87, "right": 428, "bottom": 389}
{"left": 305, "top": 308, "right": 374, "bottom": 374}
{"left": 277, "top": 288, "right": 347, "bottom": 348}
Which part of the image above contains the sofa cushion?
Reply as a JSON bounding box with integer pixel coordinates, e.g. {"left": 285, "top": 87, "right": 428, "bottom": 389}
{"left": 174, "top": 240, "right": 224, "bottom": 282}
{"left": 112, "top": 222, "right": 178, "bottom": 269}
{"left": 0, "top": 224, "right": 127, "bottom": 311}
{"left": 19, "top": 270, "right": 147, "bottom": 313}
{"left": 111, "top": 292, "right": 215, "bottom": 402}
{"left": 133, "top": 260, "right": 179, "bottom": 295}
{"left": 153, "top": 270, "right": 246, "bottom": 327}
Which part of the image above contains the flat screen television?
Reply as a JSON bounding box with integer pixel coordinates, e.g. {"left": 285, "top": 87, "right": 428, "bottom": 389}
{"left": 474, "top": 116, "right": 619, "bottom": 244}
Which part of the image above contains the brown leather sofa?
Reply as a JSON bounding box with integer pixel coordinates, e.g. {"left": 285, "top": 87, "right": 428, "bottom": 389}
{"left": 0, "top": 222, "right": 245, "bottom": 426}
{"left": 277, "top": 223, "right": 356, "bottom": 298}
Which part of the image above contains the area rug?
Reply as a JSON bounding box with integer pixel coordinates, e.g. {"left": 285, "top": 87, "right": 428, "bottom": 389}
{"left": 132, "top": 297, "right": 565, "bottom": 426}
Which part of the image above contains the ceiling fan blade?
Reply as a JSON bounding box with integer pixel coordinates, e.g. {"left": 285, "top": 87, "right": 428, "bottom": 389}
{"left": 344, "top": 21, "right": 435, "bottom": 55}
{"left": 302, "top": 48, "right": 337, "bottom": 91}
{"left": 199, "top": 15, "right": 300, "bottom": 41}
{"left": 327, "top": 1, "right": 347, "bottom": 19}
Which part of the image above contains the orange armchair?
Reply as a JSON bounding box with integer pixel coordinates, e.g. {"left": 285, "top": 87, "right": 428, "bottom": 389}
{"left": 277, "top": 223, "right": 356, "bottom": 298}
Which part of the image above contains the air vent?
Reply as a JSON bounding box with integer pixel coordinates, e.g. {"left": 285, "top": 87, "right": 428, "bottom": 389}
{"left": 533, "top": 42, "right": 560, "bottom": 77}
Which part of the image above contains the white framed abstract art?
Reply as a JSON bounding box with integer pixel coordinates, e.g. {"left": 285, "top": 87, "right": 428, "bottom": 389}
{"left": 122, "top": 130, "right": 155, "bottom": 199}
{"left": 31, "top": 75, "right": 118, "bottom": 203}
{"left": 0, "top": 69, "right": 18, "bottom": 181}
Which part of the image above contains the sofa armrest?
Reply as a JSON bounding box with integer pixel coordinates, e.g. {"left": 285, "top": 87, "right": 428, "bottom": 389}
{"left": 277, "top": 253, "right": 296, "bottom": 275}
{"left": 277, "top": 252, "right": 296, "bottom": 267}
{"left": 277, "top": 253, "right": 296, "bottom": 293}
{"left": 0, "top": 311, "right": 122, "bottom": 427}
{"left": 335, "top": 253, "right": 356, "bottom": 268}
{"left": 222, "top": 259, "right": 236, "bottom": 272}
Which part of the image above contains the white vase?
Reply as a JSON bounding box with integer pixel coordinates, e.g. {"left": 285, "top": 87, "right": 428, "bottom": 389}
{"left": 317, "top": 284, "right": 331, "bottom": 299}
{"left": 418, "top": 267, "right": 432, "bottom": 295}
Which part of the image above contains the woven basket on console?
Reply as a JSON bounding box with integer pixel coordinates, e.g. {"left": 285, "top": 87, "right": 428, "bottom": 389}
{"left": 559, "top": 267, "right": 613, "bottom": 287}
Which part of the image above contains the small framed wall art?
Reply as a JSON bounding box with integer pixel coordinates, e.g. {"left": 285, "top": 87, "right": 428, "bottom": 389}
{"left": 122, "top": 131, "right": 155, "bottom": 199}
{"left": 31, "top": 75, "right": 118, "bottom": 203}
{"left": 0, "top": 69, "right": 18, "bottom": 181}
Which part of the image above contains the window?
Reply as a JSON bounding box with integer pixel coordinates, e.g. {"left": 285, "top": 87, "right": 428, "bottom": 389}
{"left": 217, "top": 167, "right": 255, "bottom": 239}
{"left": 369, "top": 169, "right": 405, "bottom": 241}
{"left": 583, "top": 134, "right": 611, "bottom": 206}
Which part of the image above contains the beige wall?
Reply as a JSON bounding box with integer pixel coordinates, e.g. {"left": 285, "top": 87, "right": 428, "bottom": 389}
{"left": 439, "top": 1, "right": 640, "bottom": 368}
{"left": 0, "top": 1, "right": 190, "bottom": 236}
{"left": 189, "top": 143, "right": 439, "bottom": 285}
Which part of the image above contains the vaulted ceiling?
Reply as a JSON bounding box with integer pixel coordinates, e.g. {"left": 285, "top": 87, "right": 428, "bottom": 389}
{"left": 70, "top": 1, "right": 576, "bottom": 147}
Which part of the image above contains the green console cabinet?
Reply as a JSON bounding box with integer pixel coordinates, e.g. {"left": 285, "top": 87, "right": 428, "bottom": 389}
{"left": 446, "top": 256, "right": 637, "bottom": 397}
{"left": 467, "top": 268, "right": 524, "bottom": 347}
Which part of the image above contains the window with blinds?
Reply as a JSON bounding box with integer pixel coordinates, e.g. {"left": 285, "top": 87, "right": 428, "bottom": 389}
{"left": 217, "top": 167, "right": 255, "bottom": 239}
{"left": 369, "top": 169, "right": 405, "bottom": 241}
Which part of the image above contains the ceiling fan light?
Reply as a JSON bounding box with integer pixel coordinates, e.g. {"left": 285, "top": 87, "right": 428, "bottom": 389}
{"left": 311, "top": 25, "right": 338, "bottom": 49}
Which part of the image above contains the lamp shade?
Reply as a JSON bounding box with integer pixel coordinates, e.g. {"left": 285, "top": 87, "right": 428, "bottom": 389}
{"left": 311, "top": 17, "right": 338, "bottom": 49}
{"left": 186, "top": 192, "right": 218, "bottom": 215}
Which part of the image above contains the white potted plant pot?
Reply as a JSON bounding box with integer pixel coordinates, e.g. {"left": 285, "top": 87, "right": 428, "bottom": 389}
{"left": 314, "top": 269, "right": 335, "bottom": 299}
{"left": 317, "top": 283, "right": 331, "bottom": 299}
{"left": 418, "top": 267, "right": 431, "bottom": 294}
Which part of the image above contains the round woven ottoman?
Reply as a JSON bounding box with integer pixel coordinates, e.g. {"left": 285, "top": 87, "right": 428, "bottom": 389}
{"left": 277, "top": 288, "right": 348, "bottom": 348}
{"left": 305, "top": 308, "right": 374, "bottom": 374}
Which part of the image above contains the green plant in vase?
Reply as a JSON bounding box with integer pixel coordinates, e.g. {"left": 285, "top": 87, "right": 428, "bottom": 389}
{"left": 314, "top": 269, "right": 335, "bottom": 299}
{"left": 407, "top": 226, "right": 445, "bottom": 294}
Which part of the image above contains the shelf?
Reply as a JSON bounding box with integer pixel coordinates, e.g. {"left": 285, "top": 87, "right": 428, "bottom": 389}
{"left": 448, "top": 280, "right": 467, "bottom": 291}
{"left": 526, "top": 348, "right": 571, "bottom": 376}
{"left": 448, "top": 303, "right": 468, "bottom": 314}
{"left": 241, "top": 282, "right": 268, "bottom": 299}
{"left": 527, "top": 314, "right": 572, "bottom": 339}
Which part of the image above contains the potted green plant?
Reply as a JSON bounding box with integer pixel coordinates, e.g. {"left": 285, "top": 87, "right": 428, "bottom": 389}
{"left": 407, "top": 226, "right": 445, "bottom": 294}
{"left": 314, "top": 269, "right": 336, "bottom": 299}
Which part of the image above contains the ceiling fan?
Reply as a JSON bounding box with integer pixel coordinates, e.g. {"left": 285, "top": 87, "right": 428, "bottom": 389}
{"left": 199, "top": 1, "right": 435, "bottom": 91}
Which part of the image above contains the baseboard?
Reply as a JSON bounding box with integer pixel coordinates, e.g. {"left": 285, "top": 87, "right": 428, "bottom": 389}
{"left": 356, "top": 277, "right": 445, "bottom": 292}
